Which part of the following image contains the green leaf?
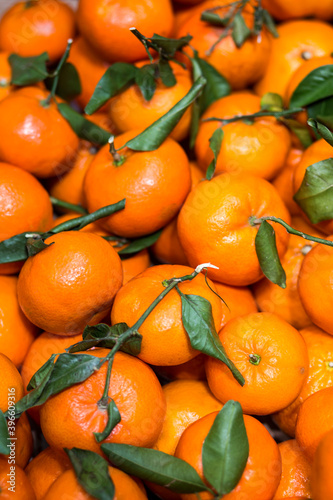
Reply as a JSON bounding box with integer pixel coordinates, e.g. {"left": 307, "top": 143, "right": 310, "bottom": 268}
{"left": 262, "top": 9, "right": 279, "bottom": 38}
{"left": 307, "top": 95, "right": 333, "bottom": 124}
{"left": 206, "top": 128, "right": 223, "bottom": 180}
{"left": 195, "top": 57, "right": 230, "bottom": 113}
{"left": 118, "top": 230, "right": 162, "bottom": 255}
{"left": 202, "top": 402, "right": 249, "bottom": 495}
{"left": 232, "top": 13, "right": 251, "bottom": 48}
{"left": 158, "top": 59, "right": 176, "bottom": 87}
{"left": 57, "top": 103, "right": 111, "bottom": 145}
{"left": 135, "top": 63, "right": 157, "bottom": 101}
{"left": 66, "top": 448, "right": 115, "bottom": 500}
{"left": 85, "top": 63, "right": 138, "bottom": 114}
{"left": 290, "top": 65, "right": 333, "bottom": 108}
{"left": 124, "top": 76, "right": 206, "bottom": 151}
{"left": 26, "top": 236, "right": 53, "bottom": 257}
{"left": 67, "top": 323, "right": 142, "bottom": 356}
{"left": 201, "top": 11, "right": 230, "bottom": 26}
{"left": 0, "top": 410, "right": 9, "bottom": 455}
{"left": 27, "top": 354, "right": 57, "bottom": 391}
{"left": 260, "top": 92, "right": 283, "bottom": 111}
{"left": 55, "top": 62, "right": 82, "bottom": 101}
{"left": 101, "top": 443, "right": 209, "bottom": 494}
{"left": 94, "top": 400, "right": 121, "bottom": 443}
{"left": 9, "top": 52, "right": 49, "bottom": 85}
{"left": 0, "top": 232, "right": 41, "bottom": 264}
{"left": 137, "top": 31, "right": 192, "bottom": 59}
{"left": 177, "top": 290, "right": 244, "bottom": 386}
{"left": 308, "top": 118, "right": 333, "bottom": 146}
{"left": 294, "top": 158, "right": 333, "bottom": 223}
{"left": 279, "top": 117, "right": 313, "bottom": 148}
{"left": 255, "top": 220, "right": 286, "bottom": 288}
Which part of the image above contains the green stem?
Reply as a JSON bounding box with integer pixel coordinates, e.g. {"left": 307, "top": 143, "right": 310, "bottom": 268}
{"left": 202, "top": 108, "right": 304, "bottom": 124}
{"left": 41, "top": 39, "right": 73, "bottom": 107}
{"left": 250, "top": 216, "right": 333, "bottom": 248}
{"left": 129, "top": 28, "right": 154, "bottom": 62}
{"left": 50, "top": 197, "right": 88, "bottom": 215}
{"left": 51, "top": 199, "right": 126, "bottom": 234}
{"left": 108, "top": 136, "right": 125, "bottom": 166}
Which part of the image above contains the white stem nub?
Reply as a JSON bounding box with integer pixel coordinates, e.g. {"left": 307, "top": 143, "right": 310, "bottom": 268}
{"left": 195, "top": 263, "right": 219, "bottom": 273}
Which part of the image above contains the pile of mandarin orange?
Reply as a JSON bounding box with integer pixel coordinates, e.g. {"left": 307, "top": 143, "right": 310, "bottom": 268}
{"left": 0, "top": 0, "right": 333, "bottom": 499}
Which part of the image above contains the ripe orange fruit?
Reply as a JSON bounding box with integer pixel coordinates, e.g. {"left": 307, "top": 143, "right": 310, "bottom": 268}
{"left": 84, "top": 130, "right": 191, "bottom": 238}
{"left": 296, "top": 387, "right": 333, "bottom": 461}
{"left": 177, "top": 1, "right": 271, "bottom": 90}
{"left": 293, "top": 139, "right": 333, "bottom": 195}
{"left": 262, "top": 0, "right": 333, "bottom": 21}
{"left": 40, "top": 349, "right": 166, "bottom": 453}
{"left": 205, "top": 312, "right": 308, "bottom": 415}
{"left": 311, "top": 428, "right": 333, "bottom": 500}
{"left": 175, "top": 411, "right": 282, "bottom": 500}
{"left": 15, "top": 413, "right": 33, "bottom": 469}
{"left": 0, "top": 162, "right": 53, "bottom": 275}
{"left": 0, "top": 353, "right": 24, "bottom": 412}
{"left": 196, "top": 93, "right": 291, "bottom": 180}
{"left": 0, "top": 87, "right": 79, "bottom": 178}
{"left": 273, "top": 440, "right": 311, "bottom": 500}
{"left": 0, "top": 457, "right": 36, "bottom": 499}
{"left": 177, "top": 173, "right": 290, "bottom": 286}
{"left": 253, "top": 216, "right": 324, "bottom": 329}
{"left": 154, "top": 380, "right": 222, "bottom": 455}
{"left": 25, "top": 447, "right": 72, "bottom": 500}
{"left": 77, "top": 0, "right": 174, "bottom": 63}
{"left": 298, "top": 236, "right": 333, "bottom": 335}
{"left": 214, "top": 281, "right": 258, "bottom": 330}
{"left": 274, "top": 325, "right": 333, "bottom": 437}
{"left": 152, "top": 216, "right": 189, "bottom": 266}
{"left": 272, "top": 148, "right": 303, "bottom": 216}
{"left": 0, "top": 276, "right": 37, "bottom": 367}
{"left": 0, "top": 0, "right": 75, "bottom": 63}
{"left": 285, "top": 55, "right": 333, "bottom": 103}
{"left": 111, "top": 264, "right": 222, "bottom": 366}
{"left": 0, "top": 51, "right": 11, "bottom": 102}
{"left": 255, "top": 20, "right": 333, "bottom": 97}
{"left": 68, "top": 36, "right": 110, "bottom": 110}
{"left": 109, "top": 61, "right": 192, "bottom": 142}
{"left": 43, "top": 467, "right": 148, "bottom": 500}
{"left": 17, "top": 231, "right": 123, "bottom": 335}
{"left": 154, "top": 354, "right": 207, "bottom": 382}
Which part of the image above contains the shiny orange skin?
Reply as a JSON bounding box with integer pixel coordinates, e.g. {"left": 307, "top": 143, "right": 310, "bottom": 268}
{"left": 273, "top": 440, "right": 311, "bottom": 500}
{"left": 311, "top": 428, "right": 333, "bottom": 500}
{"left": 0, "top": 87, "right": 79, "bottom": 178}
{"left": 154, "top": 354, "right": 207, "bottom": 382}
{"left": 152, "top": 216, "right": 189, "bottom": 266}
{"left": 298, "top": 236, "right": 333, "bottom": 335}
{"left": 0, "top": 276, "right": 37, "bottom": 367}
{"left": 49, "top": 144, "right": 97, "bottom": 210}
{"left": 253, "top": 217, "right": 324, "bottom": 330}
{"left": 296, "top": 387, "right": 333, "bottom": 461}
{"left": 0, "top": 458, "right": 36, "bottom": 500}
{"left": 196, "top": 94, "right": 291, "bottom": 180}
{"left": 0, "top": 0, "right": 75, "bottom": 63}
{"left": 84, "top": 130, "right": 191, "bottom": 238}
{"left": 43, "top": 467, "right": 148, "bottom": 500}
{"left": 25, "top": 447, "right": 72, "bottom": 500}
{"left": 285, "top": 56, "right": 333, "bottom": 104}
{"left": 40, "top": 349, "right": 166, "bottom": 453}
{"left": 77, "top": 0, "right": 174, "bottom": 63}
{"left": 274, "top": 325, "right": 333, "bottom": 438}
{"left": 178, "top": 1, "right": 271, "bottom": 90}
{"left": 205, "top": 312, "right": 308, "bottom": 415}
{"left": 0, "top": 353, "right": 24, "bottom": 413}
{"left": 14, "top": 413, "right": 33, "bottom": 469}
{"left": 17, "top": 231, "right": 123, "bottom": 335}
{"left": 109, "top": 61, "right": 192, "bottom": 142}
{"left": 0, "top": 162, "right": 53, "bottom": 275}
{"left": 272, "top": 148, "right": 303, "bottom": 216}
{"left": 111, "top": 264, "right": 222, "bottom": 366}
{"left": 214, "top": 281, "right": 258, "bottom": 330}
{"left": 178, "top": 173, "right": 291, "bottom": 286}
{"left": 0, "top": 52, "right": 12, "bottom": 102}
{"left": 175, "top": 412, "right": 282, "bottom": 500}
{"left": 153, "top": 380, "right": 222, "bottom": 456}
{"left": 68, "top": 36, "right": 110, "bottom": 110}
{"left": 255, "top": 20, "right": 333, "bottom": 97}
{"left": 262, "top": 0, "right": 333, "bottom": 21}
